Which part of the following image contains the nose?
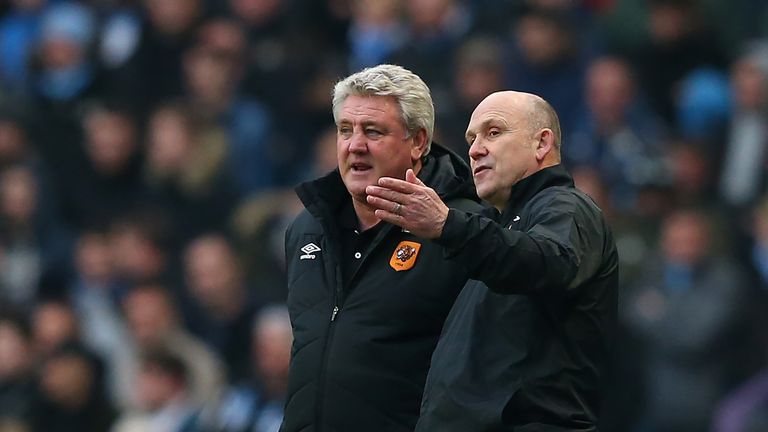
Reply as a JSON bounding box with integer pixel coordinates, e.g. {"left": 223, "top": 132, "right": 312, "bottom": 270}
{"left": 468, "top": 138, "right": 487, "bottom": 160}
{"left": 348, "top": 130, "right": 368, "bottom": 154}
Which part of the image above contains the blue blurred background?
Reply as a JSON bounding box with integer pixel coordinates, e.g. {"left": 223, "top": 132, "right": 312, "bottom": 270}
{"left": 0, "top": 0, "right": 767, "bottom": 431}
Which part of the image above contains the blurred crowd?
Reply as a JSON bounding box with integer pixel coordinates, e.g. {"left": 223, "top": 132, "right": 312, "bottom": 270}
{"left": 0, "top": 0, "right": 767, "bottom": 431}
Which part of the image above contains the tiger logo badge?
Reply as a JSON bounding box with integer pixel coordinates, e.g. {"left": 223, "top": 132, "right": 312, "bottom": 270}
{"left": 389, "top": 241, "right": 421, "bottom": 271}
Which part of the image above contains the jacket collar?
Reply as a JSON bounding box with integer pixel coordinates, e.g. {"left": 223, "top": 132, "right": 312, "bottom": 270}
{"left": 499, "top": 163, "right": 574, "bottom": 224}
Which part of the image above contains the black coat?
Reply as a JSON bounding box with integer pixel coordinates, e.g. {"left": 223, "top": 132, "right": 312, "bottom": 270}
{"left": 281, "top": 144, "right": 483, "bottom": 432}
{"left": 417, "top": 164, "right": 619, "bottom": 431}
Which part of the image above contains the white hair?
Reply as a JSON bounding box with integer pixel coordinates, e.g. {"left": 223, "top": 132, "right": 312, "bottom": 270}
{"left": 332, "top": 64, "right": 435, "bottom": 155}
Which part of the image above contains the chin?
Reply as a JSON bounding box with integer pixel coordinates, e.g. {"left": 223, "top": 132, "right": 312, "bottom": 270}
{"left": 343, "top": 177, "right": 370, "bottom": 199}
{"left": 475, "top": 185, "right": 490, "bottom": 201}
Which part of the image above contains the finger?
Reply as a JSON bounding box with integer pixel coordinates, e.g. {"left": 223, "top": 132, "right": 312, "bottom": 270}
{"left": 366, "top": 194, "right": 399, "bottom": 212}
{"left": 374, "top": 208, "right": 405, "bottom": 225}
{"left": 365, "top": 185, "right": 407, "bottom": 203}
{"left": 377, "top": 176, "right": 422, "bottom": 193}
{"left": 406, "top": 169, "right": 425, "bottom": 186}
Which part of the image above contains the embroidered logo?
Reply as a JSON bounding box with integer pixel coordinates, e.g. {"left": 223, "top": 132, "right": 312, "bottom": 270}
{"left": 513, "top": 215, "right": 521, "bottom": 222}
{"left": 300, "top": 243, "right": 321, "bottom": 260}
{"left": 389, "top": 241, "right": 421, "bottom": 271}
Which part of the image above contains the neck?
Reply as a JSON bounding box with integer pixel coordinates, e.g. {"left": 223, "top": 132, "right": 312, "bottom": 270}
{"left": 352, "top": 197, "right": 381, "bottom": 231}
{"left": 492, "top": 161, "right": 560, "bottom": 211}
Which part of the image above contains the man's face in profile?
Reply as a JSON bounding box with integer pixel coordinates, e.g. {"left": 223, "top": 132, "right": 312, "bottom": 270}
{"left": 336, "top": 95, "right": 421, "bottom": 202}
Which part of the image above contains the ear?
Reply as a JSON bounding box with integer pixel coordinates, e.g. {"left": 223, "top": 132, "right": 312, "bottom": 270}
{"left": 410, "top": 128, "right": 429, "bottom": 160}
{"left": 534, "top": 128, "right": 555, "bottom": 162}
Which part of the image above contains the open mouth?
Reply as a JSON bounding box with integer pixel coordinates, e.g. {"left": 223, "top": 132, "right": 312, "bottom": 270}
{"left": 351, "top": 163, "right": 372, "bottom": 172}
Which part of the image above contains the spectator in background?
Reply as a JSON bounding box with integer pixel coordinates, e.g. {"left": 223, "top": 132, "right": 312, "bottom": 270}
{"left": 225, "top": 0, "right": 330, "bottom": 173}
{"left": 96, "top": 0, "right": 143, "bottom": 75}
{"left": 0, "top": 112, "right": 62, "bottom": 244}
{"left": 67, "top": 230, "right": 132, "bottom": 407}
{"left": 307, "top": 125, "right": 342, "bottom": 178}
{"left": 713, "top": 196, "right": 768, "bottom": 431}
{"left": 622, "top": 209, "right": 761, "bottom": 432}
{"left": 391, "top": 0, "right": 472, "bottom": 110}
{"left": 504, "top": 6, "right": 592, "bottom": 132}
{"left": 31, "top": 343, "right": 116, "bottom": 432}
{"left": 182, "top": 234, "right": 259, "bottom": 382}
{"left": 567, "top": 56, "right": 668, "bottom": 211}
{"left": 227, "top": 0, "right": 303, "bottom": 120}
{"left": 182, "top": 19, "right": 277, "bottom": 195}
{"left": 347, "top": 0, "right": 405, "bottom": 72}
{"left": 120, "top": 283, "right": 225, "bottom": 410}
{"left": 627, "top": 0, "right": 728, "bottom": 126}
{"left": 209, "top": 304, "right": 291, "bottom": 432}
{"left": 0, "top": 112, "right": 43, "bottom": 171}
{"left": 143, "top": 101, "right": 238, "bottom": 244}
{"left": 437, "top": 36, "right": 505, "bottom": 158}
{"left": 108, "top": 0, "right": 203, "bottom": 112}
{"left": 745, "top": 197, "right": 768, "bottom": 290}
{"left": 112, "top": 349, "right": 201, "bottom": 432}
{"left": 675, "top": 67, "right": 731, "bottom": 144}
{"left": 55, "top": 102, "right": 145, "bottom": 231}
{"left": 0, "top": 165, "right": 71, "bottom": 309}
{"left": 108, "top": 212, "right": 175, "bottom": 289}
{"left": 30, "top": 1, "right": 100, "bottom": 104}
{"left": 249, "top": 305, "right": 290, "bottom": 430}
{"left": 27, "top": 1, "right": 101, "bottom": 176}
{"left": 0, "top": 0, "right": 45, "bottom": 97}
{"left": 0, "top": 311, "right": 35, "bottom": 428}
{"left": 30, "top": 298, "right": 80, "bottom": 357}
{"left": 719, "top": 41, "right": 768, "bottom": 209}
{"left": 666, "top": 140, "right": 719, "bottom": 209}
{"left": 69, "top": 230, "right": 124, "bottom": 347}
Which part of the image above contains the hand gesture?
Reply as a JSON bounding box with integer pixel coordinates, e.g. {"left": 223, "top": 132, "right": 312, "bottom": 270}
{"left": 365, "top": 169, "right": 449, "bottom": 239}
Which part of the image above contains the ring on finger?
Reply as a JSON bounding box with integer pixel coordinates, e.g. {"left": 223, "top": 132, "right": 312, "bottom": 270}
{"left": 392, "top": 202, "right": 402, "bottom": 214}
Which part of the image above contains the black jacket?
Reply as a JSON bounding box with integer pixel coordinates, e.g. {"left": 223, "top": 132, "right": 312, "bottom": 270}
{"left": 281, "top": 144, "right": 483, "bottom": 432}
{"left": 417, "top": 164, "right": 618, "bottom": 431}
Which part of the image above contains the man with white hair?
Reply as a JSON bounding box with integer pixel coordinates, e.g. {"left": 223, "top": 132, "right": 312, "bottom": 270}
{"left": 280, "top": 64, "right": 482, "bottom": 431}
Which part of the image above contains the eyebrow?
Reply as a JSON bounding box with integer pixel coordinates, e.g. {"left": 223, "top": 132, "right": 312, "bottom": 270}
{"left": 465, "top": 117, "right": 508, "bottom": 140}
{"left": 337, "top": 119, "right": 385, "bottom": 127}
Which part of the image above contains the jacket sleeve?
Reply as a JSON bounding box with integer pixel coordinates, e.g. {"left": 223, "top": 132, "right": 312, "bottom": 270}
{"left": 437, "top": 192, "right": 609, "bottom": 295}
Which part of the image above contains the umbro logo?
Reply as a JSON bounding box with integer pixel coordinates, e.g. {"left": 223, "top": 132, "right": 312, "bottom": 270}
{"left": 300, "top": 243, "right": 321, "bottom": 260}
{"left": 508, "top": 215, "right": 521, "bottom": 229}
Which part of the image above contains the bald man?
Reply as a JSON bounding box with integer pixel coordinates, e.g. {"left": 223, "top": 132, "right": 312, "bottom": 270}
{"left": 366, "top": 91, "right": 618, "bottom": 430}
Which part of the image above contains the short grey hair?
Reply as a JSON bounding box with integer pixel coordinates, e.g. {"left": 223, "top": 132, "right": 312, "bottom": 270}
{"left": 332, "top": 64, "right": 435, "bottom": 155}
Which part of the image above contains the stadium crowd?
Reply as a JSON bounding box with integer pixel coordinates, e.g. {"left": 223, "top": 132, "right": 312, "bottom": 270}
{"left": 0, "top": 0, "right": 767, "bottom": 431}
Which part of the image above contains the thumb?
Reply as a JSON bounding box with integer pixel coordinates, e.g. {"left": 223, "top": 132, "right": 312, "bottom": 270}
{"left": 406, "top": 169, "right": 425, "bottom": 185}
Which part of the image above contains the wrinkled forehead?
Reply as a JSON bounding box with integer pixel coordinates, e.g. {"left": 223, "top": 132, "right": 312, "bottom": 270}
{"left": 467, "top": 97, "right": 528, "bottom": 132}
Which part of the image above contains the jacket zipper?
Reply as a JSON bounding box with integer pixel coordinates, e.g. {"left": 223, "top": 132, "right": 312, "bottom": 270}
{"left": 314, "top": 224, "right": 389, "bottom": 429}
{"left": 315, "top": 263, "right": 343, "bottom": 430}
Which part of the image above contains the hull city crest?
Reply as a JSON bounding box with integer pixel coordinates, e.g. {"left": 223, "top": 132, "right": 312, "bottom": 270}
{"left": 389, "top": 241, "right": 421, "bottom": 271}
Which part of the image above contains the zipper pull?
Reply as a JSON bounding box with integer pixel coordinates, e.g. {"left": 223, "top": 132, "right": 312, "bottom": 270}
{"left": 330, "top": 305, "right": 339, "bottom": 322}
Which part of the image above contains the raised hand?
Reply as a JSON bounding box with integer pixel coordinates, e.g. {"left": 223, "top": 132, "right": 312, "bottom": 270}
{"left": 365, "top": 169, "right": 449, "bottom": 239}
